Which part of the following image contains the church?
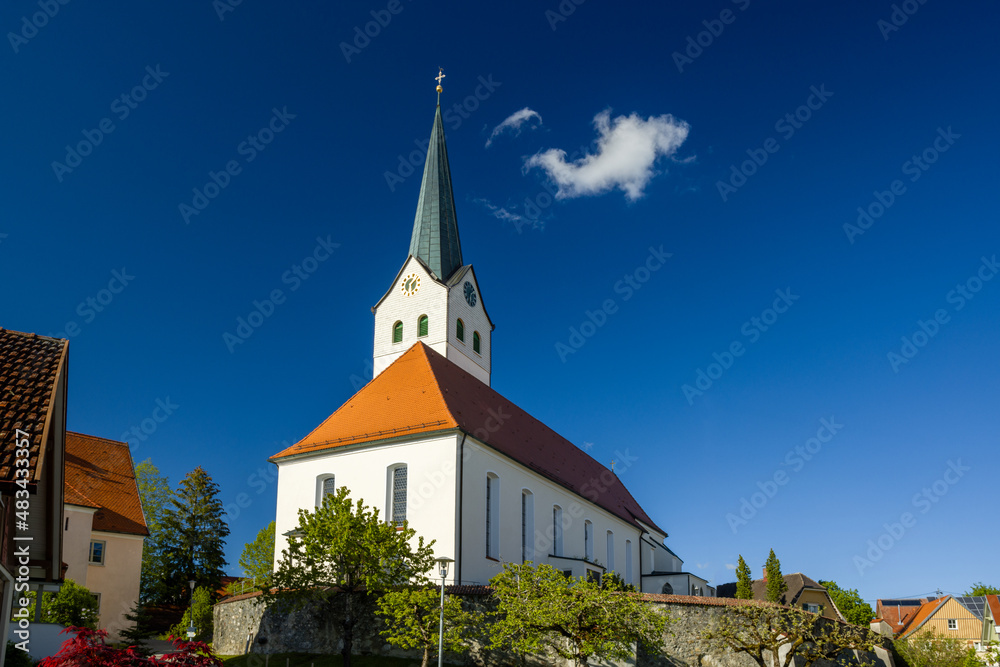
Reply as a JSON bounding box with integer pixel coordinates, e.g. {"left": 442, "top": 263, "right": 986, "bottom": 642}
{"left": 270, "top": 84, "right": 715, "bottom": 597}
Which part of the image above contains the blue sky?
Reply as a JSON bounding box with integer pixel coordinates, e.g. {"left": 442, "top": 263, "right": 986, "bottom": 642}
{"left": 2, "top": 0, "right": 997, "bottom": 604}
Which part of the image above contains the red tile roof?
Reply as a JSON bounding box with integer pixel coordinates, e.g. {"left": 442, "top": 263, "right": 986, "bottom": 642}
{"left": 65, "top": 432, "right": 148, "bottom": 536}
{"left": 987, "top": 595, "right": 1000, "bottom": 624}
{"left": 876, "top": 598, "right": 927, "bottom": 631}
{"left": 0, "top": 329, "right": 68, "bottom": 486}
{"left": 272, "top": 342, "right": 665, "bottom": 534}
{"left": 899, "top": 597, "right": 949, "bottom": 638}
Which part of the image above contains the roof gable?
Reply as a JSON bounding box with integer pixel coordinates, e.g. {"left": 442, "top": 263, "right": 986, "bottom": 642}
{"left": 65, "top": 432, "right": 148, "bottom": 536}
{"left": 272, "top": 342, "right": 663, "bottom": 534}
{"left": 0, "top": 328, "right": 68, "bottom": 486}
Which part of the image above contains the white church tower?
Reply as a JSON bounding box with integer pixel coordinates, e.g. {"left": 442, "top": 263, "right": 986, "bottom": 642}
{"left": 372, "top": 99, "right": 494, "bottom": 385}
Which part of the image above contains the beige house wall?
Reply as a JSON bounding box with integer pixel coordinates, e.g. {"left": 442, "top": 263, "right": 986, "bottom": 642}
{"left": 795, "top": 588, "right": 840, "bottom": 620}
{"left": 62, "top": 505, "right": 97, "bottom": 586}
{"left": 83, "top": 531, "right": 144, "bottom": 641}
{"left": 914, "top": 597, "right": 982, "bottom": 645}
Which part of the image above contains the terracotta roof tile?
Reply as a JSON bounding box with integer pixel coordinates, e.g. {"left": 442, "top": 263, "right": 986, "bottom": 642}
{"left": 900, "top": 597, "right": 949, "bottom": 637}
{"left": 272, "top": 342, "right": 665, "bottom": 535}
{"left": 65, "top": 432, "right": 148, "bottom": 536}
{"left": 0, "top": 329, "right": 68, "bottom": 485}
{"left": 986, "top": 595, "right": 1000, "bottom": 624}
{"left": 876, "top": 598, "right": 927, "bottom": 631}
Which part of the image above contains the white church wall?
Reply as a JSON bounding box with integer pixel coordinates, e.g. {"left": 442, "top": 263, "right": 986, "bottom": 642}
{"left": 445, "top": 267, "right": 491, "bottom": 384}
{"left": 273, "top": 433, "right": 460, "bottom": 575}
{"left": 456, "top": 438, "right": 643, "bottom": 587}
{"left": 373, "top": 258, "right": 449, "bottom": 377}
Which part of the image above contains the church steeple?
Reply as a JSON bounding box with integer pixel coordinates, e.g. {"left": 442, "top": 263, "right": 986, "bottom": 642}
{"left": 408, "top": 102, "right": 463, "bottom": 281}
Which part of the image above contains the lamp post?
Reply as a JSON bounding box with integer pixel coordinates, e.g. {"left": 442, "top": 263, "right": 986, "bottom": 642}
{"left": 186, "top": 579, "right": 196, "bottom": 640}
{"left": 434, "top": 557, "right": 454, "bottom": 667}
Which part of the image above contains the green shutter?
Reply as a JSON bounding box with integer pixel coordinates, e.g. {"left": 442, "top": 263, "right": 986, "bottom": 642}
{"left": 456, "top": 319, "right": 464, "bottom": 342}
{"left": 473, "top": 331, "right": 481, "bottom": 354}
{"left": 418, "top": 315, "right": 428, "bottom": 337}
{"left": 393, "top": 321, "right": 403, "bottom": 343}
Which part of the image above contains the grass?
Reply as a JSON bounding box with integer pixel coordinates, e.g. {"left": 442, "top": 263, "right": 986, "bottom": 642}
{"left": 219, "top": 654, "right": 430, "bottom": 667}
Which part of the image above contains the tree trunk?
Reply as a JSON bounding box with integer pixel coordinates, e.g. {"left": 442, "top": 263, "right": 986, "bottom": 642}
{"left": 422, "top": 646, "right": 430, "bottom": 667}
{"left": 342, "top": 592, "right": 354, "bottom": 667}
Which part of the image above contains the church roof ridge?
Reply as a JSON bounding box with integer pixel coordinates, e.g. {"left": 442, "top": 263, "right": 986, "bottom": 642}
{"left": 408, "top": 105, "right": 463, "bottom": 282}
{"left": 271, "top": 342, "right": 666, "bottom": 536}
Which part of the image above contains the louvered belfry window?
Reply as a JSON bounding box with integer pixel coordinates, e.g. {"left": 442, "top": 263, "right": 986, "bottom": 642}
{"left": 456, "top": 319, "right": 465, "bottom": 342}
{"left": 473, "top": 331, "right": 481, "bottom": 354}
{"left": 393, "top": 321, "right": 403, "bottom": 343}
{"left": 418, "top": 315, "right": 428, "bottom": 337}
{"left": 392, "top": 466, "right": 407, "bottom": 526}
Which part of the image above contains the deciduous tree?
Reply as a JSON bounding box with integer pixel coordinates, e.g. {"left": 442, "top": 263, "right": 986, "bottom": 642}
{"left": 238, "top": 520, "right": 275, "bottom": 586}
{"left": 764, "top": 549, "right": 788, "bottom": 603}
{"left": 169, "top": 586, "right": 214, "bottom": 643}
{"left": 707, "top": 602, "right": 883, "bottom": 667}
{"left": 736, "top": 555, "right": 754, "bottom": 600}
{"left": 264, "top": 486, "right": 436, "bottom": 667}
{"left": 134, "top": 459, "right": 174, "bottom": 603}
{"left": 819, "top": 580, "right": 875, "bottom": 626}
{"left": 375, "top": 587, "right": 474, "bottom": 667}
{"left": 489, "top": 562, "right": 667, "bottom": 667}
{"left": 894, "top": 627, "right": 985, "bottom": 667}
{"left": 964, "top": 582, "right": 1000, "bottom": 596}
{"left": 160, "top": 466, "right": 230, "bottom": 602}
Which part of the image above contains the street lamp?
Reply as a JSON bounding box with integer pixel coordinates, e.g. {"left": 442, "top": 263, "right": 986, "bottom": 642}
{"left": 186, "top": 579, "right": 196, "bottom": 639}
{"left": 434, "top": 557, "right": 454, "bottom": 667}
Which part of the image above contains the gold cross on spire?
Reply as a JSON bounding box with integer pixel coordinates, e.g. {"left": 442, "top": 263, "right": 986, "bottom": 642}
{"left": 435, "top": 67, "right": 445, "bottom": 104}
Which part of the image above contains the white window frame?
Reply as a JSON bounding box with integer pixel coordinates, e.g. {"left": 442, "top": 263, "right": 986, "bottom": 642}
{"left": 89, "top": 540, "right": 106, "bottom": 565}
{"left": 625, "top": 540, "right": 633, "bottom": 584}
{"left": 584, "top": 520, "right": 594, "bottom": 562}
{"left": 552, "top": 506, "right": 563, "bottom": 557}
{"left": 316, "top": 474, "right": 336, "bottom": 507}
{"left": 948, "top": 619, "right": 957, "bottom": 630}
{"left": 606, "top": 531, "right": 614, "bottom": 572}
{"left": 521, "top": 490, "right": 534, "bottom": 563}
{"left": 388, "top": 464, "right": 408, "bottom": 527}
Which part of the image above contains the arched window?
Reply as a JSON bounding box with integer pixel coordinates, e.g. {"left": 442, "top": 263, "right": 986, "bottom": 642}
{"left": 392, "top": 320, "right": 403, "bottom": 343}
{"left": 625, "top": 540, "right": 633, "bottom": 584}
{"left": 552, "top": 506, "right": 564, "bottom": 557}
{"left": 389, "top": 465, "right": 407, "bottom": 527}
{"left": 606, "top": 531, "right": 615, "bottom": 571}
{"left": 316, "top": 475, "right": 335, "bottom": 507}
{"left": 521, "top": 490, "right": 534, "bottom": 563}
{"left": 584, "top": 520, "right": 594, "bottom": 561}
{"left": 417, "top": 315, "right": 428, "bottom": 337}
{"left": 456, "top": 319, "right": 465, "bottom": 342}
{"left": 473, "top": 331, "right": 481, "bottom": 354}
{"left": 661, "top": 582, "right": 673, "bottom": 595}
{"left": 486, "top": 473, "right": 500, "bottom": 559}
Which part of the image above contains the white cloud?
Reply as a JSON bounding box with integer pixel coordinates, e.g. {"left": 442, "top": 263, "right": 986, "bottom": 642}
{"left": 486, "top": 107, "right": 543, "bottom": 148}
{"left": 725, "top": 563, "right": 737, "bottom": 570}
{"left": 524, "top": 109, "right": 690, "bottom": 201}
{"left": 696, "top": 562, "right": 710, "bottom": 569}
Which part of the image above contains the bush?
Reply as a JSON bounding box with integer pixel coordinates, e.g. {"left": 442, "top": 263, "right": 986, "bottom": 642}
{"left": 38, "top": 626, "right": 221, "bottom": 666}
{"left": 18, "top": 580, "right": 99, "bottom": 629}
{"left": 3, "top": 641, "right": 33, "bottom": 667}
{"left": 168, "top": 587, "right": 214, "bottom": 643}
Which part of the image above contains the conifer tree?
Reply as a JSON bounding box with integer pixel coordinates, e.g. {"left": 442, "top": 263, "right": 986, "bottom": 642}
{"left": 764, "top": 549, "right": 788, "bottom": 603}
{"left": 735, "top": 555, "right": 754, "bottom": 599}
{"left": 160, "top": 466, "right": 230, "bottom": 602}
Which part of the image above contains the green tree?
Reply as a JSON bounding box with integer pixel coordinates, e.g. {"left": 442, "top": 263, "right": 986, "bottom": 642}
{"left": 764, "top": 549, "right": 788, "bottom": 603}
{"left": 489, "top": 561, "right": 668, "bottom": 667}
{"left": 895, "top": 627, "right": 985, "bottom": 667}
{"left": 735, "top": 555, "right": 754, "bottom": 600}
{"left": 707, "top": 603, "right": 883, "bottom": 667}
{"left": 238, "top": 521, "right": 275, "bottom": 585}
{"left": 160, "top": 466, "right": 230, "bottom": 602}
{"left": 964, "top": 582, "right": 1000, "bottom": 596}
{"left": 819, "top": 580, "right": 875, "bottom": 626}
{"left": 134, "top": 459, "right": 174, "bottom": 603}
{"left": 375, "top": 587, "right": 474, "bottom": 667}
{"left": 264, "top": 486, "right": 436, "bottom": 667}
{"left": 168, "top": 586, "right": 214, "bottom": 643}
{"left": 23, "top": 580, "right": 100, "bottom": 628}
{"left": 119, "top": 601, "right": 156, "bottom": 654}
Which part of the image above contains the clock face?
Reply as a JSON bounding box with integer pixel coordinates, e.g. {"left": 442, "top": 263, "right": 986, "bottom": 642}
{"left": 401, "top": 274, "right": 420, "bottom": 296}
{"left": 464, "top": 281, "right": 477, "bottom": 307}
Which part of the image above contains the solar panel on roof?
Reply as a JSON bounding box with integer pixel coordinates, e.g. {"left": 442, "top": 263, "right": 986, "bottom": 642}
{"left": 955, "top": 597, "right": 986, "bottom": 620}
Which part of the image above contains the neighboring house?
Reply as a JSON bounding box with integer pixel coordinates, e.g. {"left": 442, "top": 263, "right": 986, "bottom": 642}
{"left": 644, "top": 544, "right": 716, "bottom": 596}
{"left": 983, "top": 595, "right": 999, "bottom": 652}
{"left": 63, "top": 432, "right": 147, "bottom": 640}
{"left": 898, "top": 595, "right": 986, "bottom": 650}
{"left": 717, "top": 572, "right": 844, "bottom": 621}
{"left": 271, "top": 100, "right": 709, "bottom": 595}
{"left": 0, "top": 329, "right": 69, "bottom": 664}
{"left": 872, "top": 597, "right": 928, "bottom": 637}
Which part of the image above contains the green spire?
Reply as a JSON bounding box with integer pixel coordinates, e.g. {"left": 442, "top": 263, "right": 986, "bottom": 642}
{"left": 409, "top": 105, "right": 463, "bottom": 281}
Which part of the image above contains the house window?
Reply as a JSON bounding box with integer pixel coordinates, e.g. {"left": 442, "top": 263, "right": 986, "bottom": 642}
{"left": 390, "top": 466, "right": 407, "bottom": 527}
{"left": 661, "top": 583, "right": 673, "bottom": 594}
{"left": 418, "top": 315, "right": 428, "bottom": 337}
{"left": 92, "top": 593, "right": 101, "bottom": 614}
{"left": 89, "top": 540, "right": 106, "bottom": 565}
{"left": 552, "top": 506, "right": 563, "bottom": 557}
{"left": 317, "top": 475, "right": 336, "bottom": 507}
{"left": 584, "top": 521, "right": 594, "bottom": 561}
{"left": 625, "top": 540, "right": 633, "bottom": 584}
{"left": 456, "top": 319, "right": 465, "bottom": 342}
{"left": 486, "top": 474, "right": 499, "bottom": 559}
{"left": 804, "top": 603, "right": 820, "bottom": 613}
{"left": 606, "top": 531, "right": 614, "bottom": 572}
{"left": 392, "top": 320, "right": 403, "bottom": 343}
{"left": 587, "top": 570, "right": 602, "bottom": 585}
{"left": 473, "top": 332, "right": 481, "bottom": 354}
{"left": 521, "top": 490, "right": 534, "bottom": 563}
{"left": 948, "top": 619, "right": 957, "bottom": 630}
